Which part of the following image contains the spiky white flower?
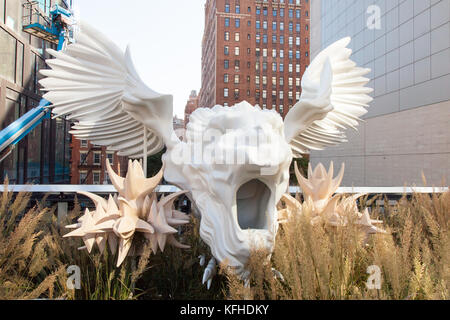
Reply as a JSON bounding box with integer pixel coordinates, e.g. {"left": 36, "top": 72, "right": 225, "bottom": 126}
{"left": 64, "top": 159, "right": 190, "bottom": 266}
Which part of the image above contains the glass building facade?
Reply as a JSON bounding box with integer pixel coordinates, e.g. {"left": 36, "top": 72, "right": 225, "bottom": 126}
{"left": 0, "top": 0, "right": 72, "bottom": 184}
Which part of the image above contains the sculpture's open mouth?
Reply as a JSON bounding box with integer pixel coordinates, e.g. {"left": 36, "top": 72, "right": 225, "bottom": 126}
{"left": 236, "top": 179, "right": 271, "bottom": 231}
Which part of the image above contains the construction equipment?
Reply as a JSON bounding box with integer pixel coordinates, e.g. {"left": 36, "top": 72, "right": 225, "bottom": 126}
{"left": 0, "top": 1, "right": 75, "bottom": 163}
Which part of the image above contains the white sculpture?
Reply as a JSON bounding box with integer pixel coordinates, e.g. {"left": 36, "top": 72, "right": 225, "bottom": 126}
{"left": 279, "top": 162, "right": 386, "bottom": 240}
{"left": 40, "top": 22, "right": 373, "bottom": 279}
{"left": 64, "top": 159, "right": 190, "bottom": 267}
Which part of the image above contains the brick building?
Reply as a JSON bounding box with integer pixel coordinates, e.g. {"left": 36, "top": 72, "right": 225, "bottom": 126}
{"left": 70, "top": 137, "right": 128, "bottom": 185}
{"left": 199, "top": 0, "right": 310, "bottom": 117}
{"left": 0, "top": 0, "right": 73, "bottom": 184}
{"left": 184, "top": 90, "right": 199, "bottom": 127}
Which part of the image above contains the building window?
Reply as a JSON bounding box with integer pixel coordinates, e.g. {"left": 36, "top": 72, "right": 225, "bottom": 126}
{"left": 256, "top": 33, "right": 261, "bottom": 44}
{"left": 262, "top": 90, "right": 267, "bottom": 99}
{"left": 262, "top": 76, "right": 267, "bottom": 85}
{"left": 272, "top": 62, "right": 277, "bottom": 72}
{"left": 80, "top": 140, "right": 88, "bottom": 148}
{"left": 296, "top": 37, "right": 300, "bottom": 46}
{"left": 280, "top": 50, "right": 284, "bottom": 58}
{"left": 289, "top": 77, "right": 293, "bottom": 86}
{"left": 0, "top": 28, "right": 16, "bottom": 83}
{"left": 256, "top": 20, "right": 260, "bottom": 29}
{"left": 272, "top": 35, "right": 277, "bottom": 44}
{"left": 224, "top": 60, "right": 229, "bottom": 69}
{"left": 296, "top": 77, "right": 301, "bottom": 87}
{"left": 224, "top": 74, "right": 229, "bottom": 83}
{"left": 235, "top": 32, "right": 240, "bottom": 42}
{"left": 79, "top": 171, "right": 87, "bottom": 184}
{"left": 255, "top": 75, "right": 260, "bottom": 85}
{"left": 256, "top": 48, "right": 260, "bottom": 57}
{"left": 256, "top": 6, "right": 261, "bottom": 15}
{"left": 225, "top": 18, "right": 230, "bottom": 27}
{"left": 289, "top": 50, "right": 293, "bottom": 59}
{"left": 225, "top": 4, "right": 230, "bottom": 13}
{"left": 296, "top": 51, "right": 300, "bottom": 59}
{"left": 280, "top": 36, "right": 284, "bottom": 44}
{"left": 272, "top": 49, "right": 277, "bottom": 58}
{"left": 296, "top": 23, "right": 301, "bottom": 33}
{"left": 272, "top": 77, "right": 277, "bottom": 85}
{"left": 225, "top": 31, "right": 230, "bottom": 41}
{"left": 234, "top": 75, "right": 240, "bottom": 84}
{"left": 280, "top": 77, "right": 284, "bottom": 86}
{"left": 289, "top": 22, "right": 293, "bottom": 33}
{"left": 234, "top": 89, "right": 239, "bottom": 99}
{"left": 296, "top": 92, "right": 300, "bottom": 100}
{"left": 93, "top": 152, "right": 101, "bottom": 165}
{"left": 280, "top": 8, "right": 284, "bottom": 17}
{"left": 224, "top": 46, "right": 229, "bottom": 55}
{"left": 263, "top": 7, "right": 268, "bottom": 16}
{"left": 280, "top": 105, "right": 284, "bottom": 114}
{"left": 263, "top": 21, "right": 267, "bottom": 30}
{"left": 224, "top": 88, "right": 229, "bottom": 97}
{"left": 93, "top": 171, "right": 101, "bottom": 185}
{"left": 273, "top": 8, "right": 277, "bottom": 17}
{"left": 235, "top": 47, "right": 240, "bottom": 56}
{"left": 235, "top": 18, "right": 240, "bottom": 28}
{"left": 296, "top": 64, "right": 300, "bottom": 73}
{"left": 107, "top": 152, "right": 114, "bottom": 165}
{"left": 280, "top": 22, "right": 284, "bottom": 31}
{"left": 80, "top": 151, "right": 88, "bottom": 164}
{"left": 272, "top": 21, "right": 277, "bottom": 31}
{"left": 236, "top": 5, "right": 240, "bottom": 14}
{"left": 280, "top": 63, "right": 284, "bottom": 72}
{"left": 289, "top": 9, "right": 294, "bottom": 18}
{"left": 234, "top": 60, "right": 240, "bottom": 70}
{"left": 296, "top": 9, "right": 301, "bottom": 19}
{"left": 280, "top": 91, "right": 284, "bottom": 99}
{"left": 263, "top": 34, "right": 268, "bottom": 44}
{"left": 247, "top": 48, "right": 251, "bottom": 54}
{"left": 262, "top": 62, "right": 267, "bottom": 71}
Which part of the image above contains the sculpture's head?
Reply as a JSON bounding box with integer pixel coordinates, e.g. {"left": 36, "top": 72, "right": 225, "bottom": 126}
{"left": 164, "top": 101, "right": 292, "bottom": 275}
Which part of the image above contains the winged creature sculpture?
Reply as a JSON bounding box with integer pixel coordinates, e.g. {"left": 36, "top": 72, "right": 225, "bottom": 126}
{"left": 40, "top": 22, "right": 373, "bottom": 280}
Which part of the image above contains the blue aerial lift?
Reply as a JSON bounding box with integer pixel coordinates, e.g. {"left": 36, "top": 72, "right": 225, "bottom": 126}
{"left": 0, "top": 1, "right": 74, "bottom": 163}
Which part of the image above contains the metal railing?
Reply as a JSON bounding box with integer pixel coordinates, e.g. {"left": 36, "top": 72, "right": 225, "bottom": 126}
{"left": 0, "top": 185, "right": 448, "bottom": 195}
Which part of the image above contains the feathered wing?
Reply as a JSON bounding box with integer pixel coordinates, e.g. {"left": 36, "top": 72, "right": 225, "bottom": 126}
{"left": 284, "top": 37, "right": 373, "bottom": 158}
{"left": 39, "top": 21, "right": 173, "bottom": 158}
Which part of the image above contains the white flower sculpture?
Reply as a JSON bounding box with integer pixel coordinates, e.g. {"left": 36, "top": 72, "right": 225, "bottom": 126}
{"left": 279, "top": 162, "right": 386, "bottom": 238}
{"left": 64, "top": 159, "right": 190, "bottom": 267}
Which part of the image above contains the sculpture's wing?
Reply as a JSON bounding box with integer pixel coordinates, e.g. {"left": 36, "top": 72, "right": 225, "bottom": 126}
{"left": 39, "top": 21, "right": 173, "bottom": 158}
{"left": 284, "top": 37, "right": 373, "bottom": 158}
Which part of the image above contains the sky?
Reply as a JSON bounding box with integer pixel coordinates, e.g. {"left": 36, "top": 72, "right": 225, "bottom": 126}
{"left": 73, "top": 0, "right": 205, "bottom": 118}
